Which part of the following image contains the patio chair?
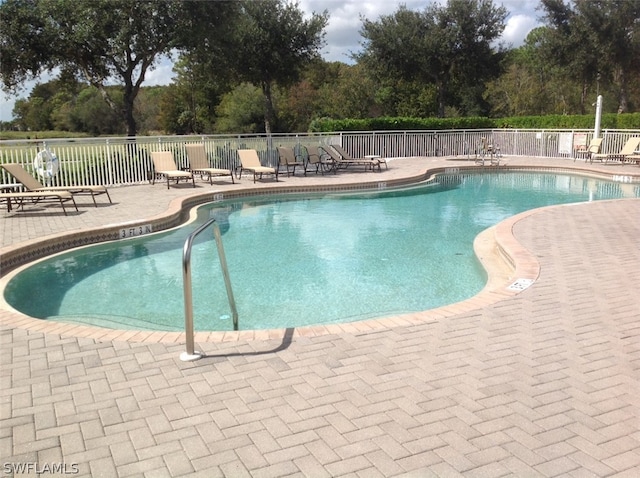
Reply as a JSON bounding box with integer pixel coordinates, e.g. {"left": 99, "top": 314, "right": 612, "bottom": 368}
{"left": 277, "top": 146, "right": 304, "bottom": 177}
{"left": 184, "top": 143, "right": 234, "bottom": 184}
{"left": 591, "top": 137, "right": 640, "bottom": 163}
{"left": 475, "top": 137, "right": 501, "bottom": 166}
{"left": 150, "top": 151, "right": 195, "bottom": 189}
{"left": 1, "top": 163, "right": 112, "bottom": 207}
{"left": 0, "top": 190, "right": 78, "bottom": 215}
{"left": 237, "top": 149, "right": 278, "bottom": 183}
{"left": 327, "top": 144, "right": 386, "bottom": 171}
{"left": 304, "top": 145, "right": 336, "bottom": 175}
{"left": 574, "top": 137, "right": 603, "bottom": 162}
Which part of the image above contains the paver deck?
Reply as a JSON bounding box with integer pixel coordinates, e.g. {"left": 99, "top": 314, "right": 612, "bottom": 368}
{"left": 1, "top": 156, "right": 639, "bottom": 476}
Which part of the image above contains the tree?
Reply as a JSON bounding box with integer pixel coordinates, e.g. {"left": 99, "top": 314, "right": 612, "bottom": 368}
{"left": 231, "top": 0, "right": 328, "bottom": 134}
{"left": 319, "top": 63, "right": 381, "bottom": 119}
{"left": 11, "top": 75, "right": 84, "bottom": 131}
{"left": 215, "top": 83, "right": 266, "bottom": 133}
{"left": 73, "top": 87, "right": 124, "bottom": 135}
{"left": 360, "top": 0, "right": 507, "bottom": 117}
{"left": 540, "top": 0, "right": 640, "bottom": 113}
{"left": 485, "top": 27, "right": 570, "bottom": 116}
{"left": 163, "top": 53, "right": 235, "bottom": 134}
{"left": 0, "top": 0, "right": 236, "bottom": 135}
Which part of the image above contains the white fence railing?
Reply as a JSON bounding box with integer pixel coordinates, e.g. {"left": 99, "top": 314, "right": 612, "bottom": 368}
{"left": 1, "top": 129, "right": 638, "bottom": 187}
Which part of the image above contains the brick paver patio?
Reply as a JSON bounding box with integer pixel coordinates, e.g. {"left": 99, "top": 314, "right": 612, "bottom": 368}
{"left": 1, "top": 156, "right": 639, "bottom": 476}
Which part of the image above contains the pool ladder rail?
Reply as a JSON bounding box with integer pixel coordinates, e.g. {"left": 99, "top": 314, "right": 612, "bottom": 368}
{"left": 181, "top": 218, "right": 238, "bottom": 362}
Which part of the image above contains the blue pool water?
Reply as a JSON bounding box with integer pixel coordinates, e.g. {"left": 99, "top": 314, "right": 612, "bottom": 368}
{"left": 4, "top": 171, "right": 638, "bottom": 331}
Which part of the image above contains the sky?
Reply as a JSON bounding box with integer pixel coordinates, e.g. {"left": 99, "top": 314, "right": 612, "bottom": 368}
{"left": 0, "top": 0, "right": 542, "bottom": 123}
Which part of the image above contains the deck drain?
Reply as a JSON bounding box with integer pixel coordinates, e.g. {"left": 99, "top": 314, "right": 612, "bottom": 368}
{"left": 507, "top": 278, "right": 535, "bottom": 291}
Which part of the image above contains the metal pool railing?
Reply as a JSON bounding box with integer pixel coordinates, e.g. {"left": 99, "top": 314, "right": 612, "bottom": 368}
{"left": 181, "top": 218, "right": 238, "bottom": 362}
{"left": 1, "top": 129, "right": 638, "bottom": 188}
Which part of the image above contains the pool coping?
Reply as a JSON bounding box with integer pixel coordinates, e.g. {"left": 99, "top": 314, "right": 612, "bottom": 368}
{"left": 1, "top": 161, "right": 639, "bottom": 344}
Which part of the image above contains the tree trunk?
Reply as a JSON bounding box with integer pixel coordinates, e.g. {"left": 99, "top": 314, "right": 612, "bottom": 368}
{"left": 123, "top": 101, "right": 137, "bottom": 137}
{"left": 616, "top": 67, "right": 629, "bottom": 114}
{"left": 123, "top": 81, "right": 137, "bottom": 137}
{"left": 579, "top": 79, "right": 587, "bottom": 115}
{"left": 262, "top": 81, "right": 276, "bottom": 135}
{"left": 436, "top": 80, "right": 446, "bottom": 118}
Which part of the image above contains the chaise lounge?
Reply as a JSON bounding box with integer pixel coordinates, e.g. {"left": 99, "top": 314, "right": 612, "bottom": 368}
{"left": 150, "top": 151, "right": 195, "bottom": 189}
{"left": 237, "top": 149, "right": 278, "bottom": 183}
{"left": 184, "top": 143, "right": 235, "bottom": 184}
{"left": 1, "top": 163, "right": 112, "bottom": 206}
{"left": 574, "top": 137, "right": 603, "bottom": 162}
{"left": 591, "top": 137, "right": 640, "bottom": 163}
{"left": 322, "top": 144, "right": 385, "bottom": 171}
{"left": 0, "top": 190, "right": 78, "bottom": 215}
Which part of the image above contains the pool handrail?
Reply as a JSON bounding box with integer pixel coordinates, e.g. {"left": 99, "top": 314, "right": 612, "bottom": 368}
{"left": 181, "top": 218, "right": 238, "bottom": 361}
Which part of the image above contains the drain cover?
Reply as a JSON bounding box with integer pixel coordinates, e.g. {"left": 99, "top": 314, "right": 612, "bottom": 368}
{"left": 507, "top": 278, "right": 535, "bottom": 291}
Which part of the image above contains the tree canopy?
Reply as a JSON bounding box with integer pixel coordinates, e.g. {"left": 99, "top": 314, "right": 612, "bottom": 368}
{"left": 359, "top": 0, "right": 507, "bottom": 117}
{"left": 0, "top": 0, "right": 236, "bottom": 135}
{"left": 231, "top": 0, "right": 328, "bottom": 134}
{"left": 1, "top": 0, "right": 639, "bottom": 135}
{"left": 540, "top": 0, "right": 640, "bottom": 113}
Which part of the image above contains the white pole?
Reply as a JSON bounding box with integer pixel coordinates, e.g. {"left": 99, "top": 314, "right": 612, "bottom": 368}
{"left": 594, "top": 95, "right": 603, "bottom": 139}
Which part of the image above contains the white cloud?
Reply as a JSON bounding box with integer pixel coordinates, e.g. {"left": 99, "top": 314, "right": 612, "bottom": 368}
{"left": 502, "top": 13, "right": 540, "bottom": 47}
{"left": 0, "top": 0, "right": 540, "bottom": 122}
{"left": 143, "top": 57, "right": 176, "bottom": 87}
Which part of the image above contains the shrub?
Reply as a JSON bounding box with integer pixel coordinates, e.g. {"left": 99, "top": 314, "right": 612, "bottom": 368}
{"left": 309, "top": 113, "right": 640, "bottom": 132}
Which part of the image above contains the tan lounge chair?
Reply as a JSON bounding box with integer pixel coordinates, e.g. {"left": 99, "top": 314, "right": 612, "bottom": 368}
{"left": 277, "top": 146, "right": 304, "bottom": 177}
{"left": 325, "top": 144, "right": 386, "bottom": 171}
{"left": 237, "top": 149, "right": 278, "bottom": 183}
{"left": 591, "top": 137, "right": 640, "bottom": 163}
{"left": 0, "top": 190, "right": 77, "bottom": 215}
{"left": 574, "top": 137, "right": 603, "bottom": 162}
{"left": 184, "top": 143, "right": 234, "bottom": 184}
{"left": 317, "top": 144, "right": 374, "bottom": 172}
{"left": 151, "top": 151, "right": 195, "bottom": 189}
{"left": 1, "top": 163, "right": 111, "bottom": 207}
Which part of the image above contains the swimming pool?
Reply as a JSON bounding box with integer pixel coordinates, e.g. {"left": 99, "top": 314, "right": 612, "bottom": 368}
{"left": 3, "top": 171, "right": 638, "bottom": 331}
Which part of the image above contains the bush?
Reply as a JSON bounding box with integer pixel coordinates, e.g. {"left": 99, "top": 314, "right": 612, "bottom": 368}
{"left": 309, "top": 113, "right": 640, "bottom": 132}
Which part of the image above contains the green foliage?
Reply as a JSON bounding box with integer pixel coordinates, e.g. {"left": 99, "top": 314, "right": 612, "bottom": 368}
{"left": 0, "top": 0, "right": 233, "bottom": 135}
{"left": 73, "top": 87, "right": 124, "bottom": 135}
{"left": 359, "top": 0, "right": 508, "bottom": 117}
{"left": 496, "top": 113, "right": 640, "bottom": 129}
{"left": 309, "top": 116, "right": 496, "bottom": 132}
{"left": 3, "top": 1, "right": 639, "bottom": 135}
{"left": 0, "top": 130, "right": 89, "bottom": 141}
{"left": 215, "top": 83, "right": 265, "bottom": 133}
{"left": 161, "top": 53, "right": 233, "bottom": 134}
{"left": 615, "top": 113, "right": 640, "bottom": 129}
{"left": 232, "top": 0, "right": 329, "bottom": 133}
{"left": 539, "top": 0, "right": 640, "bottom": 113}
{"left": 309, "top": 113, "right": 640, "bottom": 132}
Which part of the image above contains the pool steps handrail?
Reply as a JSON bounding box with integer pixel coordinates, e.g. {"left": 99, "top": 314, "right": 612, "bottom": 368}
{"left": 181, "top": 218, "right": 238, "bottom": 361}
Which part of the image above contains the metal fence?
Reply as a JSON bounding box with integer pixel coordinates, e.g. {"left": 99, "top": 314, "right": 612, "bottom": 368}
{"left": 1, "top": 129, "right": 638, "bottom": 187}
